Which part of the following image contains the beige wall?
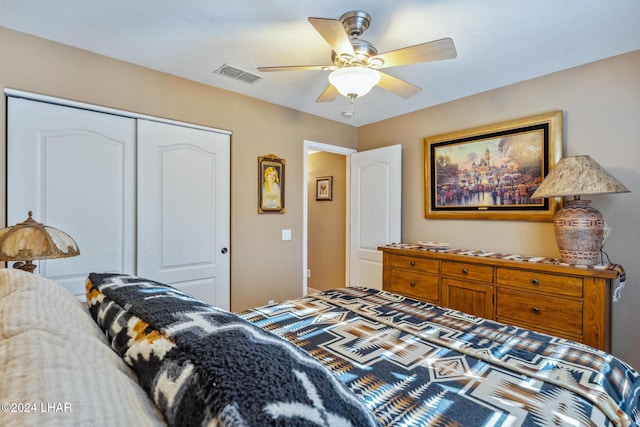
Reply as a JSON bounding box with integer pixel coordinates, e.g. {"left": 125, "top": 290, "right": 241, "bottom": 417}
{"left": 0, "top": 27, "right": 357, "bottom": 311}
{"left": 307, "top": 152, "right": 347, "bottom": 290}
{"left": 358, "top": 50, "right": 640, "bottom": 369}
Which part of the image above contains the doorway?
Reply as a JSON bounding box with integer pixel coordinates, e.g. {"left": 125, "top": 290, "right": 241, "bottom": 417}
{"left": 302, "top": 141, "right": 402, "bottom": 297}
{"left": 302, "top": 141, "right": 356, "bottom": 296}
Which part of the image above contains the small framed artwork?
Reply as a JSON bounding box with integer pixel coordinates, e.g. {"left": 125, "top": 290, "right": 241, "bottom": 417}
{"left": 424, "top": 110, "right": 562, "bottom": 221}
{"left": 258, "top": 154, "right": 285, "bottom": 214}
{"left": 315, "top": 176, "right": 333, "bottom": 201}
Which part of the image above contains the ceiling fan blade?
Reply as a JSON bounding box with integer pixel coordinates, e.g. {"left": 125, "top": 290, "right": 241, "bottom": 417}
{"left": 316, "top": 84, "right": 339, "bottom": 103}
{"left": 377, "top": 71, "right": 422, "bottom": 99}
{"left": 257, "top": 65, "right": 331, "bottom": 72}
{"left": 308, "top": 17, "right": 356, "bottom": 57}
{"left": 374, "top": 38, "right": 456, "bottom": 68}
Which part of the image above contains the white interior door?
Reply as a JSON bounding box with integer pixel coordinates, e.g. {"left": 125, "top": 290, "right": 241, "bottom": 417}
{"left": 350, "top": 144, "right": 402, "bottom": 289}
{"left": 137, "top": 120, "right": 230, "bottom": 309}
{"left": 7, "top": 97, "right": 136, "bottom": 297}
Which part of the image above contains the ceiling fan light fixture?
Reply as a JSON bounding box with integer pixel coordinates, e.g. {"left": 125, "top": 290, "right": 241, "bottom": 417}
{"left": 328, "top": 66, "right": 380, "bottom": 98}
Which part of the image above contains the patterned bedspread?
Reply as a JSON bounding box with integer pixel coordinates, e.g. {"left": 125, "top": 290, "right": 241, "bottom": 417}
{"left": 241, "top": 287, "right": 640, "bottom": 427}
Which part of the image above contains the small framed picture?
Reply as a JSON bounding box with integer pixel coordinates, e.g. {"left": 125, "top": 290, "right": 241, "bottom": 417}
{"left": 315, "top": 176, "right": 333, "bottom": 201}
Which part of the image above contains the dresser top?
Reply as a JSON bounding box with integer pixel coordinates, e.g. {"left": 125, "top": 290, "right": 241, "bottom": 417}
{"left": 379, "top": 245, "right": 620, "bottom": 279}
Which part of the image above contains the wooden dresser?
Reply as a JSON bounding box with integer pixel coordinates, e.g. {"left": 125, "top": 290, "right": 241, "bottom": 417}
{"left": 379, "top": 246, "right": 619, "bottom": 352}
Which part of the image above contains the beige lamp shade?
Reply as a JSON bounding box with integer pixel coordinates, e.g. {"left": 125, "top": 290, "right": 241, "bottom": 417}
{"left": 0, "top": 211, "right": 80, "bottom": 273}
{"left": 530, "top": 155, "right": 630, "bottom": 199}
{"left": 531, "top": 155, "right": 629, "bottom": 266}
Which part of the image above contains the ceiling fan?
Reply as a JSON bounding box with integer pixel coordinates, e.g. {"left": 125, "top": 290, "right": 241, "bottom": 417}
{"left": 258, "top": 11, "right": 457, "bottom": 103}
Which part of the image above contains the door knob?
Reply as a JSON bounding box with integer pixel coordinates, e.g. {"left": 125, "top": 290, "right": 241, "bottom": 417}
{"left": 221, "top": 247, "right": 228, "bottom": 254}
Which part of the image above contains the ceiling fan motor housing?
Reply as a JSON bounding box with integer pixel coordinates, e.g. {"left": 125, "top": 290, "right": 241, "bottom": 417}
{"left": 340, "top": 11, "right": 371, "bottom": 37}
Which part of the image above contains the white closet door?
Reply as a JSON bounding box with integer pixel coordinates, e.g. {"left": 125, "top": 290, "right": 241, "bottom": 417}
{"left": 7, "top": 97, "right": 136, "bottom": 297}
{"left": 137, "top": 120, "right": 230, "bottom": 309}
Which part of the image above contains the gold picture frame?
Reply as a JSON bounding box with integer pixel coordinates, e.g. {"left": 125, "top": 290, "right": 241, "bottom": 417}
{"left": 258, "top": 154, "right": 285, "bottom": 214}
{"left": 424, "top": 111, "right": 562, "bottom": 221}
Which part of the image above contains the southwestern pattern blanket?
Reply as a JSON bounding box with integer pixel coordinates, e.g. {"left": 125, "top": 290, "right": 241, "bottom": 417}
{"left": 241, "top": 287, "right": 640, "bottom": 427}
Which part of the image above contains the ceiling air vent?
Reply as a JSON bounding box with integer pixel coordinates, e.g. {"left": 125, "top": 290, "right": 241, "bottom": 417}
{"left": 214, "top": 64, "right": 263, "bottom": 84}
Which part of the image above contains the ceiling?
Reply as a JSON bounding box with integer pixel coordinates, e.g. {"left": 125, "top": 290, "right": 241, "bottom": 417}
{"left": 1, "top": 1, "right": 639, "bottom": 127}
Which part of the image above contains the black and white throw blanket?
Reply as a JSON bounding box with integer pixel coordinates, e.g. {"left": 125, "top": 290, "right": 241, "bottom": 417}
{"left": 86, "top": 273, "right": 379, "bottom": 427}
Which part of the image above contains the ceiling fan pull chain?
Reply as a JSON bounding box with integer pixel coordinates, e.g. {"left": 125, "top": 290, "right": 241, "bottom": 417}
{"left": 342, "top": 96, "right": 356, "bottom": 124}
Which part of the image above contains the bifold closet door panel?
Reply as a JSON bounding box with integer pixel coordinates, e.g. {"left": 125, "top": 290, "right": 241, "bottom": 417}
{"left": 7, "top": 97, "right": 136, "bottom": 297}
{"left": 136, "top": 120, "right": 230, "bottom": 309}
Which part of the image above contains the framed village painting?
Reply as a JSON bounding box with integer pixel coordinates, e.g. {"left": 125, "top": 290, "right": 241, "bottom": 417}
{"left": 424, "top": 111, "right": 562, "bottom": 221}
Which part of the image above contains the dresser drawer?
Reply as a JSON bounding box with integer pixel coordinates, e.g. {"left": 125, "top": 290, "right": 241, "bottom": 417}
{"left": 497, "top": 268, "right": 583, "bottom": 297}
{"left": 390, "top": 269, "right": 439, "bottom": 302}
{"left": 497, "top": 288, "right": 582, "bottom": 337}
{"left": 390, "top": 254, "right": 439, "bottom": 274}
{"left": 441, "top": 261, "right": 494, "bottom": 283}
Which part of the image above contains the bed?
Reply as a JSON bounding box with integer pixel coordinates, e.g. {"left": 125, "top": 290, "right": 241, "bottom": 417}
{"left": 1, "top": 268, "right": 638, "bottom": 426}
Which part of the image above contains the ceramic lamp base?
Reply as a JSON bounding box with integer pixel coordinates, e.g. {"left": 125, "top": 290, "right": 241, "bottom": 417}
{"left": 554, "top": 199, "right": 604, "bottom": 265}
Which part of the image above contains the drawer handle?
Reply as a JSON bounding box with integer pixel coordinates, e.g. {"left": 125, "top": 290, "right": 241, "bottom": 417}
{"left": 462, "top": 268, "right": 468, "bottom": 274}
{"left": 409, "top": 282, "right": 416, "bottom": 288}
{"left": 531, "top": 278, "right": 539, "bottom": 285}
{"left": 531, "top": 307, "right": 540, "bottom": 314}
{"left": 410, "top": 261, "right": 416, "bottom": 266}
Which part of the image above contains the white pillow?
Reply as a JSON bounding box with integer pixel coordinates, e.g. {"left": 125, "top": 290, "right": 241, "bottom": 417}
{"left": 0, "top": 268, "right": 104, "bottom": 342}
{"left": 0, "top": 268, "right": 167, "bottom": 426}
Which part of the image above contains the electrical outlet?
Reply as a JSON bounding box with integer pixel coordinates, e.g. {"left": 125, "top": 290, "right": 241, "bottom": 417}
{"left": 268, "top": 299, "right": 275, "bottom": 305}
{"left": 307, "top": 269, "right": 311, "bottom": 278}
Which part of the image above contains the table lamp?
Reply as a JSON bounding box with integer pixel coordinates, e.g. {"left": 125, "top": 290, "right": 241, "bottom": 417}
{"left": 0, "top": 211, "right": 80, "bottom": 273}
{"left": 530, "top": 155, "right": 630, "bottom": 265}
